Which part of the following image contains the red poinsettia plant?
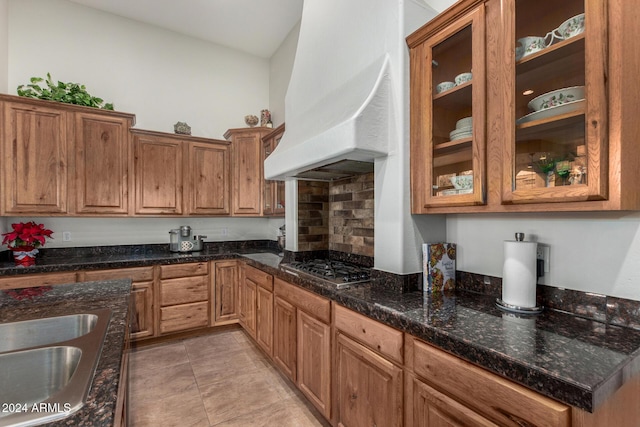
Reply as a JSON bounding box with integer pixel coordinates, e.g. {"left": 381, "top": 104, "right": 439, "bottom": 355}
{"left": 2, "top": 221, "right": 54, "bottom": 250}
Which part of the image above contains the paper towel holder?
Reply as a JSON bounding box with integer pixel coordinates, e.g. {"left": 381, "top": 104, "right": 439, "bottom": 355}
{"left": 496, "top": 232, "right": 544, "bottom": 315}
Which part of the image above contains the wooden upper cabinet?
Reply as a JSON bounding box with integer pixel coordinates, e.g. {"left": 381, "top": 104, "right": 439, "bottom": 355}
{"left": 74, "top": 111, "right": 134, "bottom": 214}
{"left": 1, "top": 99, "right": 69, "bottom": 214}
{"left": 133, "top": 130, "right": 184, "bottom": 215}
{"left": 409, "top": 4, "right": 486, "bottom": 211}
{"left": 187, "top": 140, "right": 231, "bottom": 215}
{"left": 502, "top": 0, "right": 607, "bottom": 205}
{"left": 261, "top": 124, "right": 285, "bottom": 216}
{"left": 225, "top": 127, "right": 272, "bottom": 216}
{"left": 407, "top": 0, "right": 640, "bottom": 213}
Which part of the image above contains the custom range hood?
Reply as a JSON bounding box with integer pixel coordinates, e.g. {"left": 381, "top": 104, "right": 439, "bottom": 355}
{"left": 264, "top": 0, "right": 394, "bottom": 181}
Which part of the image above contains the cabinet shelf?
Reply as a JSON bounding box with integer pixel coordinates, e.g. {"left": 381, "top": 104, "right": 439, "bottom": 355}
{"left": 433, "top": 82, "right": 472, "bottom": 109}
{"left": 433, "top": 147, "right": 473, "bottom": 168}
{"left": 516, "top": 110, "right": 584, "bottom": 143}
{"left": 434, "top": 138, "right": 472, "bottom": 154}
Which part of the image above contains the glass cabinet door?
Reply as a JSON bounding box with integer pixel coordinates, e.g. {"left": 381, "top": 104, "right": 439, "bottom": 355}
{"left": 503, "top": 0, "right": 607, "bottom": 204}
{"left": 416, "top": 5, "right": 486, "bottom": 209}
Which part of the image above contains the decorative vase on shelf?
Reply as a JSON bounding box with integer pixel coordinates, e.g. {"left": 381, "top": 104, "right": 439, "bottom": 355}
{"left": 10, "top": 246, "right": 38, "bottom": 267}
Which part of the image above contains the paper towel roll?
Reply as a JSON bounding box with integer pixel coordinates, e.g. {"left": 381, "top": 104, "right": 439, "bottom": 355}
{"left": 502, "top": 239, "right": 538, "bottom": 308}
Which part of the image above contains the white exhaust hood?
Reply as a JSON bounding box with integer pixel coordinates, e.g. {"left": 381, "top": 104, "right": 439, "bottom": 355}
{"left": 264, "top": 54, "right": 391, "bottom": 181}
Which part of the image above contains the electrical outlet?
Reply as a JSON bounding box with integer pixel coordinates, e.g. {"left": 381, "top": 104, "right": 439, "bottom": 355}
{"left": 220, "top": 228, "right": 228, "bottom": 236}
{"left": 62, "top": 231, "right": 72, "bottom": 242}
{"left": 537, "top": 245, "right": 550, "bottom": 273}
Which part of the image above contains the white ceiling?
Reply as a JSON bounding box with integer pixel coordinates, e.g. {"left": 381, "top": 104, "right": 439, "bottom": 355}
{"left": 68, "top": 0, "right": 304, "bottom": 58}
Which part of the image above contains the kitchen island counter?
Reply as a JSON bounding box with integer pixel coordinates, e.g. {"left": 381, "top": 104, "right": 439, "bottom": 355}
{"left": 0, "top": 279, "right": 131, "bottom": 427}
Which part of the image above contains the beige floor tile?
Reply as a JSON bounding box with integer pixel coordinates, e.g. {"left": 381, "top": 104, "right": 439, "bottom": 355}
{"left": 129, "top": 361, "right": 197, "bottom": 403}
{"left": 209, "top": 396, "right": 326, "bottom": 427}
{"left": 128, "top": 328, "right": 329, "bottom": 427}
{"left": 130, "top": 342, "right": 189, "bottom": 373}
{"left": 199, "top": 369, "right": 285, "bottom": 425}
{"left": 129, "top": 383, "right": 209, "bottom": 427}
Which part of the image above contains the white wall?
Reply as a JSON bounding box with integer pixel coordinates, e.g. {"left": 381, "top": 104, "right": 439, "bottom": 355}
{"left": 5, "top": 216, "right": 282, "bottom": 248}
{"left": 0, "top": 0, "right": 7, "bottom": 92}
{"left": 7, "top": 0, "right": 269, "bottom": 138}
{"left": 269, "top": 21, "right": 300, "bottom": 127}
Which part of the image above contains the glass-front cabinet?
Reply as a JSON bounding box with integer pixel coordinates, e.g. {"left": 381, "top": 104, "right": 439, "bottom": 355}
{"left": 408, "top": 0, "right": 640, "bottom": 213}
{"left": 262, "top": 124, "right": 285, "bottom": 216}
{"left": 410, "top": 5, "right": 486, "bottom": 211}
{"left": 503, "top": 0, "right": 606, "bottom": 204}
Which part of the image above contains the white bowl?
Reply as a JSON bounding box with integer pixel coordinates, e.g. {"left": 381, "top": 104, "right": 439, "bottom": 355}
{"left": 436, "top": 81, "right": 455, "bottom": 94}
{"left": 449, "top": 126, "right": 472, "bottom": 140}
{"left": 456, "top": 117, "right": 472, "bottom": 129}
{"left": 455, "top": 72, "right": 472, "bottom": 86}
{"left": 450, "top": 175, "right": 473, "bottom": 190}
{"left": 557, "top": 13, "right": 585, "bottom": 39}
{"left": 527, "top": 86, "right": 585, "bottom": 111}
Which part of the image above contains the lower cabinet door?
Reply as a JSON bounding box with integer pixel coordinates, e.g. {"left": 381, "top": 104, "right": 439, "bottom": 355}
{"left": 213, "top": 260, "right": 239, "bottom": 325}
{"left": 297, "top": 310, "right": 331, "bottom": 420}
{"left": 238, "top": 280, "right": 257, "bottom": 338}
{"left": 130, "top": 280, "right": 154, "bottom": 340}
{"left": 412, "top": 376, "right": 498, "bottom": 427}
{"left": 335, "top": 332, "right": 403, "bottom": 427}
{"left": 160, "top": 301, "right": 209, "bottom": 334}
{"left": 273, "top": 296, "right": 297, "bottom": 381}
{"left": 255, "top": 285, "right": 273, "bottom": 357}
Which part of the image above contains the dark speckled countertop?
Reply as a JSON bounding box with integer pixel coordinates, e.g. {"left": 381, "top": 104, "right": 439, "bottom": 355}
{"left": 0, "top": 279, "right": 131, "bottom": 427}
{"left": 241, "top": 252, "right": 640, "bottom": 413}
{"left": 1, "top": 245, "right": 639, "bottom": 416}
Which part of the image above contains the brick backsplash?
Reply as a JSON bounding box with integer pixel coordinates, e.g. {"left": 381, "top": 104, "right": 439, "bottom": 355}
{"left": 297, "top": 172, "right": 375, "bottom": 256}
{"left": 329, "top": 172, "right": 375, "bottom": 257}
{"left": 297, "top": 180, "right": 330, "bottom": 251}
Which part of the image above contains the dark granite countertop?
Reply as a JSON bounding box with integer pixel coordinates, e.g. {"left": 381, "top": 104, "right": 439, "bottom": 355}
{"left": 1, "top": 245, "right": 639, "bottom": 414}
{"left": 0, "top": 279, "right": 131, "bottom": 427}
{"left": 240, "top": 253, "right": 640, "bottom": 413}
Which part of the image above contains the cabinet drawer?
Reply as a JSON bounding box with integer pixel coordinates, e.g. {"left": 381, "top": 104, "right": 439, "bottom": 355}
{"left": 274, "top": 277, "right": 330, "bottom": 323}
{"left": 0, "top": 272, "right": 77, "bottom": 290}
{"left": 409, "top": 337, "right": 570, "bottom": 427}
{"left": 333, "top": 303, "right": 403, "bottom": 365}
{"left": 244, "top": 264, "right": 273, "bottom": 291}
{"left": 83, "top": 267, "right": 154, "bottom": 282}
{"left": 160, "top": 301, "right": 209, "bottom": 334}
{"left": 160, "top": 275, "right": 208, "bottom": 306}
{"left": 160, "top": 262, "right": 208, "bottom": 279}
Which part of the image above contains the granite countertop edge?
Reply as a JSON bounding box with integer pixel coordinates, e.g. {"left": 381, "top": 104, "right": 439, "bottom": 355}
{"left": 2, "top": 249, "right": 639, "bottom": 413}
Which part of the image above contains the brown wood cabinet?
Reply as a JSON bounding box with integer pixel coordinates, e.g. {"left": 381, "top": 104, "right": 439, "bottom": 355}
{"left": 212, "top": 260, "right": 239, "bottom": 325}
{"left": 261, "top": 124, "right": 285, "bottom": 216}
{"left": 0, "top": 271, "right": 77, "bottom": 290}
{"left": 158, "top": 262, "right": 210, "bottom": 334}
{"left": 132, "top": 129, "right": 230, "bottom": 216}
{"left": 80, "top": 267, "right": 155, "bottom": 341}
{"left": 224, "top": 127, "right": 272, "bottom": 216}
{"left": 73, "top": 111, "right": 133, "bottom": 214}
{"left": 405, "top": 335, "right": 571, "bottom": 427}
{"left": 333, "top": 304, "right": 404, "bottom": 427}
{"left": 273, "top": 295, "right": 297, "bottom": 381}
{"left": 273, "top": 277, "right": 332, "bottom": 420}
{"left": 0, "top": 95, "right": 134, "bottom": 216}
{"left": 408, "top": 0, "right": 640, "bottom": 213}
{"left": 239, "top": 264, "right": 274, "bottom": 355}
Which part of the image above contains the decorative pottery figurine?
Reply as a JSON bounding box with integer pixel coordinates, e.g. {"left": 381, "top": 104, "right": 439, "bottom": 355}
{"left": 260, "top": 109, "right": 271, "bottom": 127}
{"left": 245, "top": 115, "right": 259, "bottom": 127}
{"left": 174, "top": 121, "right": 191, "bottom": 135}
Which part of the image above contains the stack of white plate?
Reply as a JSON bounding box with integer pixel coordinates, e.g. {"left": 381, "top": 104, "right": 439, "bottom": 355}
{"left": 449, "top": 116, "right": 472, "bottom": 141}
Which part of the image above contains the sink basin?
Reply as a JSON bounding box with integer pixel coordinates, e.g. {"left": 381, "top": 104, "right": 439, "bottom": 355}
{"left": 0, "top": 313, "right": 98, "bottom": 353}
{"left": 0, "top": 309, "right": 111, "bottom": 427}
{"left": 0, "top": 346, "right": 82, "bottom": 403}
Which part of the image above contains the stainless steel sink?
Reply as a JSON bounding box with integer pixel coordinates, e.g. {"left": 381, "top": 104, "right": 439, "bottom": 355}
{"left": 0, "top": 309, "right": 111, "bottom": 427}
{"left": 0, "top": 313, "right": 98, "bottom": 353}
{"left": 0, "top": 346, "right": 82, "bottom": 403}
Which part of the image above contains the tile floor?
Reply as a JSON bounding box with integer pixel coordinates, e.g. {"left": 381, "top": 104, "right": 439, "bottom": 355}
{"left": 128, "top": 326, "right": 330, "bottom": 427}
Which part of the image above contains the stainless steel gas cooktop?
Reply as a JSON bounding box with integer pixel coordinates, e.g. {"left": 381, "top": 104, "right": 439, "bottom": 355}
{"left": 280, "top": 259, "right": 371, "bottom": 289}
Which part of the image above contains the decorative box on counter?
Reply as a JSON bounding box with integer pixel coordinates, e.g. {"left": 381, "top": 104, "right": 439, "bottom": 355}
{"left": 423, "top": 243, "right": 456, "bottom": 294}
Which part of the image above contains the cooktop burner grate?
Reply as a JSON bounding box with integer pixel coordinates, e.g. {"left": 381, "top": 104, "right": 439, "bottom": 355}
{"left": 280, "top": 259, "right": 371, "bottom": 288}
